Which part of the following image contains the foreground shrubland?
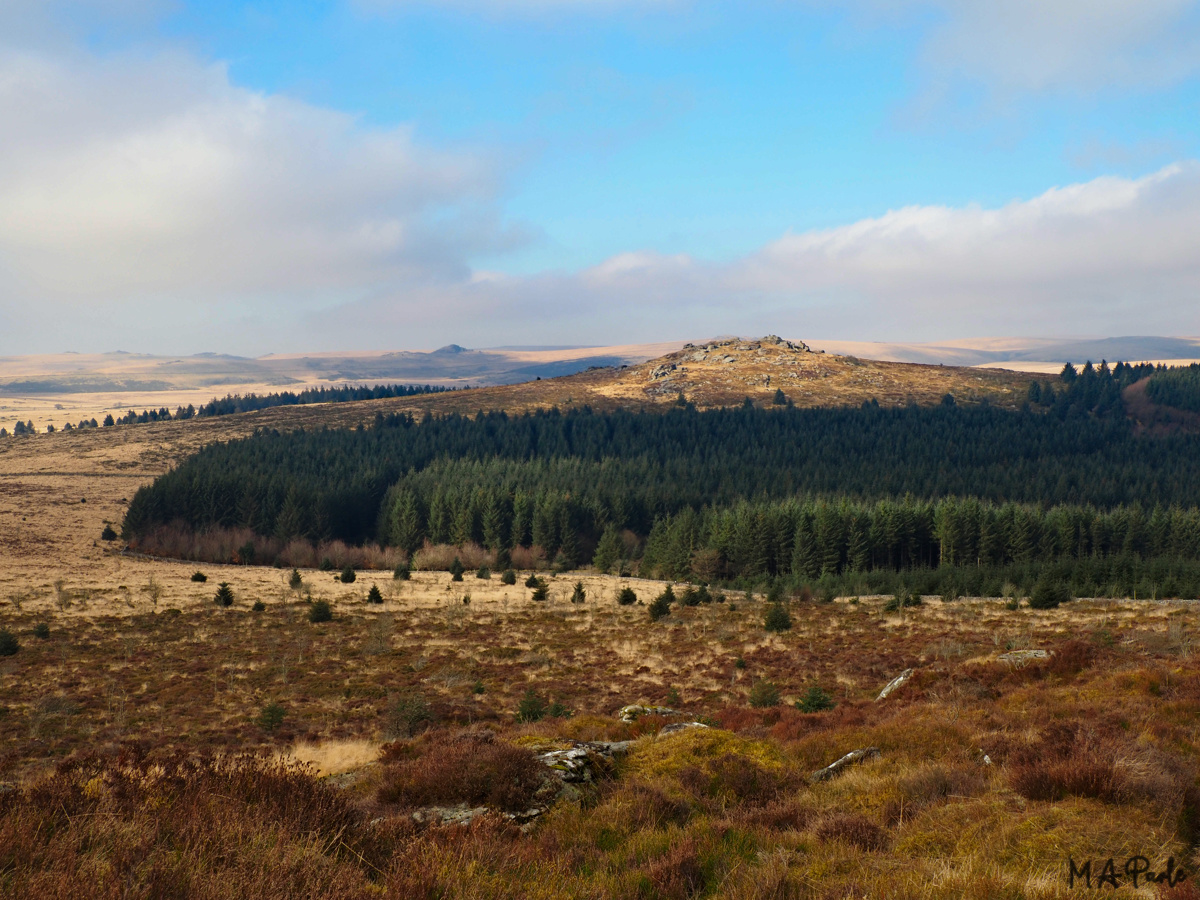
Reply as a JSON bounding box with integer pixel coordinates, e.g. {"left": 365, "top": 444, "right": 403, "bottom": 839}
{"left": 2, "top": 580, "right": 1200, "bottom": 897}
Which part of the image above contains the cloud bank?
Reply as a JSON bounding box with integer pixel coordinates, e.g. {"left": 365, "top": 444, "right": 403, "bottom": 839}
{"left": 346, "top": 162, "right": 1200, "bottom": 346}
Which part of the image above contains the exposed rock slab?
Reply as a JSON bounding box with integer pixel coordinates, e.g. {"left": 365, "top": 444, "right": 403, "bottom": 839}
{"left": 875, "top": 668, "right": 914, "bottom": 701}
{"left": 618, "top": 704, "right": 681, "bottom": 723}
{"left": 809, "top": 747, "right": 881, "bottom": 784}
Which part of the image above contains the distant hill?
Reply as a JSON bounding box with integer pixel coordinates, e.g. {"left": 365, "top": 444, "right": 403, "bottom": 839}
{"left": 8, "top": 333, "right": 1196, "bottom": 433}
{"left": 808, "top": 336, "right": 1200, "bottom": 371}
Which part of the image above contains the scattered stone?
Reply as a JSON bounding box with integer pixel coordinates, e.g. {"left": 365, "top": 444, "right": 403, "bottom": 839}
{"left": 658, "top": 722, "right": 710, "bottom": 736}
{"left": 649, "top": 363, "right": 679, "bottom": 380}
{"left": 412, "top": 804, "right": 489, "bottom": 826}
{"left": 875, "top": 668, "right": 914, "bottom": 702}
{"left": 618, "top": 704, "right": 680, "bottom": 723}
{"left": 537, "top": 741, "right": 632, "bottom": 783}
{"left": 809, "top": 747, "right": 881, "bottom": 784}
{"left": 997, "top": 649, "right": 1050, "bottom": 665}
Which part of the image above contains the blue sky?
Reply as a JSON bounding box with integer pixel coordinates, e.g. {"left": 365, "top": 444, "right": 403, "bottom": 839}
{"left": 3, "top": 0, "right": 1200, "bottom": 353}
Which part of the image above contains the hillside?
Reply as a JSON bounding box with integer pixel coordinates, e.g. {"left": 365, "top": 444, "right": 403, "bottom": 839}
{"left": 220, "top": 335, "right": 1045, "bottom": 428}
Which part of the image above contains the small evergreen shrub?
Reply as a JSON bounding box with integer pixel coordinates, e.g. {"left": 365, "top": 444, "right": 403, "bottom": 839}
{"left": 501, "top": 569, "right": 517, "bottom": 585}
{"left": 190, "top": 571, "right": 207, "bottom": 583}
{"left": 797, "top": 685, "right": 836, "bottom": 713}
{"left": 308, "top": 599, "right": 333, "bottom": 623}
{"left": 547, "top": 701, "right": 573, "bottom": 719}
{"left": 213, "top": 583, "right": 234, "bottom": 607}
{"left": 367, "top": 584, "right": 384, "bottom": 604}
{"left": 571, "top": 581, "right": 586, "bottom": 603}
{"left": 251, "top": 600, "right": 266, "bottom": 612}
{"left": 473, "top": 680, "right": 486, "bottom": 695}
{"left": 319, "top": 558, "right": 334, "bottom": 571}
{"left": 734, "top": 657, "right": 746, "bottom": 670}
{"left": 618, "top": 587, "right": 638, "bottom": 606}
{"left": 648, "top": 586, "right": 676, "bottom": 622}
{"left": 516, "top": 689, "right": 547, "bottom": 723}
{"left": 883, "top": 591, "right": 922, "bottom": 613}
{"left": 531, "top": 584, "right": 549, "bottom": 602}
{"left": 476, "top": 566, "right": 491, "bottom": 580}
{"left": 764, "top": 602, "right": 792, "bottom": 632}
{"left": 393, "top": 561, "right": 411, "bottom": 580}
{"left": 33, "top": 623, "right": 50, "bottom": 640}
{"left": 289, "top": 568, "right": 303, "bottom": 590}
{"left": 766, "top": 580, "right": 785, "bottom": 604}
{"left": 256, "top": 702, "right": 286, "bottom": 731}
{"left": 450, "top": 557, "right": 464, "bottom": 582}
{"left": 524, "top": 573, "right": 541, "bottom": 588}
{"left": 748, "top": 679, "right": 780, "bottom": 708}
{"left": 100, "top": 524, "right": 118, "bottom": 541}
{"left": 340, "top": 565, "right": 356, "bottom": 584}
{"left": 237, "top": 542, "right": 256, "bottom": 565}
{"left": 0, "top": 629, "right": 19, "bottom": 656}
{"left": 1030, "top": 576, "right": 1071, "bottom": 610}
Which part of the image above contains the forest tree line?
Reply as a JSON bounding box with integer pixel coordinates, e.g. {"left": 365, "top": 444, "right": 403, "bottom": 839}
{"left": 123, "top": 358, "right": 1200, "bottom": 584}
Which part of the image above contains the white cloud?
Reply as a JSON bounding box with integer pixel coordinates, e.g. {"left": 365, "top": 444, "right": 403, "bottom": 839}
{"left": 829, "top": 0, "right": 1200, "bottom": 94}
{"left": 0, "top": 49, "right": 515, "bottom": 313}
{"left": 342, "top": 162, "right": 1200, "bottom": 347}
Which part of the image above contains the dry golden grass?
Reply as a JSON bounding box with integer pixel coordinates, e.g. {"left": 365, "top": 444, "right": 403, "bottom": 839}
{"left": 281, "top": 738, "right": 381, "bottom": 776}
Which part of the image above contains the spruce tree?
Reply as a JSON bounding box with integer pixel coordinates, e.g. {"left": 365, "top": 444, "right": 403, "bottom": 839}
{"left": 764, "top": 602, "right": 792, "bottom": 633}
{"left": 214, "top": 583, "right": 234, "bottom": 607}
{"left": 648, "top": 585, "right": 675, "bottom": 621}
{"left": 592, "top": 525, "right": 623, "bottom": 574}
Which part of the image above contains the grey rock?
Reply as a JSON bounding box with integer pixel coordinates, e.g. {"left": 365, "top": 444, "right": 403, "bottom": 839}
{"left": 618, "top": 704, "right": 680, "bottom": 723}
{"left": 412, "top": 804, "right": 489, "bottom": 826}
{"left": 809, "top": 747, "right": 881, "bottom": 784}
{"left": 875, "top": 668, "right": 914, "bottom": 702}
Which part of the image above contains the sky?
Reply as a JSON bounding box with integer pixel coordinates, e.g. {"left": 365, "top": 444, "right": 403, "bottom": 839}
{"left": 2, "top": 0, "right": 1200, "bottom": 355}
